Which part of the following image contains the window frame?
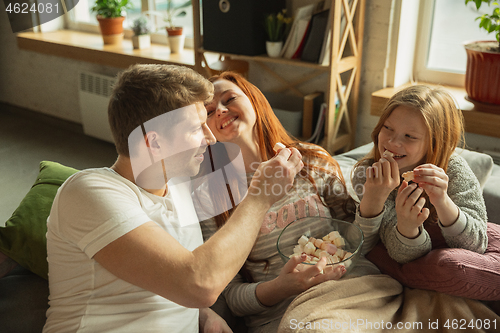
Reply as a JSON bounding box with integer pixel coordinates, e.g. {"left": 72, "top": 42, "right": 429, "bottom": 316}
{"left": 412, "top": 0, "right": 466, "bottom": 87}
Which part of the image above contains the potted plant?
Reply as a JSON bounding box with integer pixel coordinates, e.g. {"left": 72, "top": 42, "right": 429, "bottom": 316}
{"left": 145, "top": 0, "right": 191, "bottom": 53}
{"left": 132, "top": 16, "right": 151, "bottom": 49}
{"left": 464, "top": 0, "right": 500, "bottom": 111}
{"left": 264, "top": 9, "right": 292, "bottom": 58}
{"left": 91, "top": 0, "right": 132, "bottom": 45}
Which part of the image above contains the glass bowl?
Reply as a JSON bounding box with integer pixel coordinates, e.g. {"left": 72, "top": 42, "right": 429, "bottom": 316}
{"left": 277, "top": 217, "right": 364, "bottom": 274}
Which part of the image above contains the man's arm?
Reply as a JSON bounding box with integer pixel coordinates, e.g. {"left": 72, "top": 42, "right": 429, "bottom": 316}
{"left": 93, "top": 148, "right": 303, "bottom": 308}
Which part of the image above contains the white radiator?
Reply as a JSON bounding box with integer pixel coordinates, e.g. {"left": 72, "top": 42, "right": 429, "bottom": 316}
{"left": 78, "top": 72, "right": 116, "bottom": 143}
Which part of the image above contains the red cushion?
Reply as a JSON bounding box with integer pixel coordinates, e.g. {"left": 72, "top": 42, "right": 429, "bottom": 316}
{"left": 365, "top": 222, "right": 500, "bottom": 301}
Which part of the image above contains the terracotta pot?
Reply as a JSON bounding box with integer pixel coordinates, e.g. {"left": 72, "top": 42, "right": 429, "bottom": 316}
{"left": 464, "top": 41, "right": 500, "bottom": 109}
{"left": 97, "top": 16, "right": 125, "bottom": 45}
{"left": 166, "top": 27, "right": 183, "bottom": 36}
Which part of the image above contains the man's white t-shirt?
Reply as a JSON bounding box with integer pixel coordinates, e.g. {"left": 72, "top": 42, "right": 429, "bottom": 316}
{"left": 43, "top": 168, "right": 203, "bottom": 333}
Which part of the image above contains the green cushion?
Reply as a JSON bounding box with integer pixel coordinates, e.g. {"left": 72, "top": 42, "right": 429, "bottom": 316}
{"left": 0, "top": 161, "right": 79, "bottom": 279}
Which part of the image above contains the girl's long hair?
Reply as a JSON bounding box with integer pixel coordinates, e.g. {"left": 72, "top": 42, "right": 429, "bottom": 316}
{"left": 355, "top": 84, "right": 465, "bottom": 222}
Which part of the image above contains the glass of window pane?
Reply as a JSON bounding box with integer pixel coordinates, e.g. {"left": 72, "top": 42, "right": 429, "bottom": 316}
{"left": 427, "top": 0, "right": 493, "bottom": 73}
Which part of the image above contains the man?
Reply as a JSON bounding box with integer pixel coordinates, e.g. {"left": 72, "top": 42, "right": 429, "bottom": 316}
{"left": 43, "top": 64, "right": 303, "bottom": 332}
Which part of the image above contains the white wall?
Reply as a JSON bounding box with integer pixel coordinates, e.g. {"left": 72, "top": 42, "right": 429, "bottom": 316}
{"left": 0, "top": 7, "right": 120, "bottom": 124}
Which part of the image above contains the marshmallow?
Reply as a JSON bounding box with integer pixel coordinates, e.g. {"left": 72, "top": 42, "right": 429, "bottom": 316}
{"left": 328, "top": 231, "right": 341, "bottom": 242}
{"left": 333, "top": 237, "right": 345, "bottom": 247}
{"left": 314, "top": 238, "right": 324, "bottom": 248}
{"left": 298, "top": 235, "right": 309, "bottom": 246}
{"left": 304, "top": 242, "right": 316, "bottom": 255}
{"left": 383, "top": 150, "right": 394, "bottom": 158}
{"left": 325, "top": 243, "right": 338, "bottom": 255}
{"left": 402, "top": 171, "right": 414, "bottom": 182}
{"left": 273, "top": 142, "right": 286, "bottom": 152}
{"left": 292, "top": 230, "right": 349, "bottom": 266}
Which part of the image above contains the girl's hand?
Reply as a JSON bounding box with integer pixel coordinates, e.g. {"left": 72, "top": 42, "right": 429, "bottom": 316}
{"left": 256, "top": 253, "right": 345, "bottom": 307}
{"left": 413, "top": 164, "right": 459, "bottom": 226}
{"left": 395, "top": 181, "right": 430, "bottom": 238}
{"left": 413, "top": 164, "right": 449, "bottom": 206}
{"left": 359, "top": 153, "right": 400, "bottom": 217}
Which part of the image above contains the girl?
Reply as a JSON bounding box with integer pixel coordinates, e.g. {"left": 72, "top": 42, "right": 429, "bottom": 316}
{"left": 196, "top": 72, "right": 363, "bottom": 333}
{"left": 353, "top": 85, "right": 488, "bottom": 264}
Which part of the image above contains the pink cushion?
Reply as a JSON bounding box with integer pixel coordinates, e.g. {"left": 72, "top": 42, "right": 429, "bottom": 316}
{"left": 366, "top": 222, "right": 500, "bottom": 301}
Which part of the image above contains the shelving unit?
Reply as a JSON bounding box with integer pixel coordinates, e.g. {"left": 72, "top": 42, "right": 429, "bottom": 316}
{"left": 192, "top": 0, "right": 366, "bottom": 154}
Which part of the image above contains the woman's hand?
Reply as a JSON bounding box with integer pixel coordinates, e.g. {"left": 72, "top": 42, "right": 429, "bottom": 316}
{"left": 413, "top": 164, "right": 459, "bottom": 226}
{"left": 255, "top": 253, "right": 345, "bottom": 307}
{"left": 199, "top": 307, "right": 233, "bottom": 333}
{"left": 359, "top": 153, "right": 400, "bottom": 218}
{"left": 395, "top": 181, "right": 429, "bottom": 238}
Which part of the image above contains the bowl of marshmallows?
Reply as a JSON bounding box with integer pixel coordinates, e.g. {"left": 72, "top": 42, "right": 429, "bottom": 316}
{"left": 277, "top": 217, "right": 364, "bottom": 274}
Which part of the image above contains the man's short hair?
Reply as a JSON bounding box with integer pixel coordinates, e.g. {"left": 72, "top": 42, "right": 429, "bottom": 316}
{"left": 108, "top": 64, "right": 213, "bottom": 157}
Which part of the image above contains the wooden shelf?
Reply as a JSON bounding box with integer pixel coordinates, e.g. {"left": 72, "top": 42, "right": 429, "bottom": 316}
{"left": 17, "top": 30, "right": 196, "bottom": 69}
{"left": 371, "top": 84, "right": 500, "bottom": 139}
{"left": 192, "top": 0, "right": 366, "bottom": 154}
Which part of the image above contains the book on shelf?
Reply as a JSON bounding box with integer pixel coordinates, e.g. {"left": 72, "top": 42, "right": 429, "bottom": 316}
{"left": 280, "top": 4, "right": 315, "bottom": 59}
{"left": 300, "top": 9, "right": 329, "bottom": 63}
{"left": 305, "top": 85, "right": 345, "bottom": 144}
{"left": 291, "top": 22, "right": 311, "bottom": 59}
{"left": 302, "top": 92, "right": 324, "bottom": 139}
{"left": 306, "top": 102, "right": 327, "bottom": 144}
{"left": 318, "top": 0, "right": 351, "bottom": 66}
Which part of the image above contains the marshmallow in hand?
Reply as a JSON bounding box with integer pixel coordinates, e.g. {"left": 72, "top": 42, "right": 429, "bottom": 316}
{"left": 273, "top": 142, "right": 286, "bottom": 153}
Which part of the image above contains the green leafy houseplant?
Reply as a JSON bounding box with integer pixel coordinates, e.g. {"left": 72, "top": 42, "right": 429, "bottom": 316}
{"left": 146, "top": 0, "right": 192, "bottom": 31}
{"left": 131, "top": 16, "right": 151, "bottom": 49}
{"left": 466, "top": 0, "right": 500, "bottom": 51}
{"left": 264, "top": 9, "right": 292, "bottom": 42}
{"left": 132, "top": 16, "right": 151, "bottom": 36}
{"left": 91, "top": 0, "right": 132, "bottom": 18}
{"left": 163, "top": 0, "right": 191, "bottom": 29}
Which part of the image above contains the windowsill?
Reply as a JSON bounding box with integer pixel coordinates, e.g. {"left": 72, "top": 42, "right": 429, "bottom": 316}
{"left": 371, "top": 84, "right": 500, "bottom": 139}
{"left": 16, "top": 30, "right": 196, "bottom": 69}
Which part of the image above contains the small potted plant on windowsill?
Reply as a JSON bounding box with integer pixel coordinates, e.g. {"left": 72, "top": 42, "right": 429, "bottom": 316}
{"left": 264, "top": 9, "right": 292, "bottom": 58}
{"left": 464, "top": 0, "right": 500, "bottom": 112}
{"left": 145, "top": 0, "right": 191, "bottom": 53}
{"left": 132, "top": 16, "right": 151, "bottom": 49}
{"left": 91, "top": 0, "right": 132, "bottom": 45}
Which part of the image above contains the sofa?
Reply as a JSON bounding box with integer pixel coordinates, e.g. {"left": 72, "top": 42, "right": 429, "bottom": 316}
{"left": 0, "top": 143, "right": 499, "bottom": 332}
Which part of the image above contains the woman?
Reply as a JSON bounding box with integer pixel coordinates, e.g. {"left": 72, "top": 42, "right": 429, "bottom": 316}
{"left": 196, "top": 72, "right": 364, "bottom": 333}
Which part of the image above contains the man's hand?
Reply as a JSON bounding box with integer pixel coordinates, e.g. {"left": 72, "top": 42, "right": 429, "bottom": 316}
{"left": 248, "top": 147, "right": 304, "bottom": 206}
{"left": 199, "top": 308, "right": 233, "bottom": 333}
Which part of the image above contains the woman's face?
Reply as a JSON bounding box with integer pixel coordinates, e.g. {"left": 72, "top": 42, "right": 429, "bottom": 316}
{"left": 377, "top": 105, "right": 429, "bottom": 174}
{"left": 204, "top": 79, "right": 257, "bottom": 143}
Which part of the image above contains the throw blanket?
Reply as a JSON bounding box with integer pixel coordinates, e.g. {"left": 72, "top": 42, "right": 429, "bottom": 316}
{"left": 278, "top": 275, "right": 499, "bottom": 332}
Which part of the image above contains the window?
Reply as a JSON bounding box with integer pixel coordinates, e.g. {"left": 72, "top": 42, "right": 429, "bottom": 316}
{"left": 66, "top": 0, "right": 194, "bottom": 45}
{"left": 414, "top": 0, "right": 493, "bottom": 86}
